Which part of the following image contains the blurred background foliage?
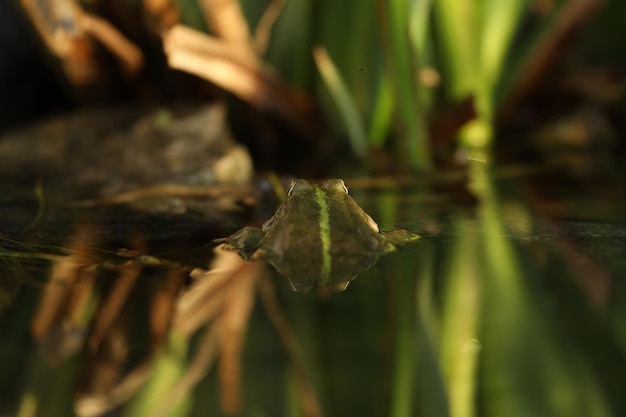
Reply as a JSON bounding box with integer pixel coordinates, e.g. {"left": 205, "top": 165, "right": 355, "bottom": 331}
{"left": 1, "top": 0, "right": 624, "bottom": 173}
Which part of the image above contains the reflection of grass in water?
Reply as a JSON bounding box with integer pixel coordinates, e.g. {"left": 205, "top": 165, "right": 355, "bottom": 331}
{"left": 429, "top": 159, "right": 614, "bottom": 417}
{"left": 475, "top": 162, "right": 613, "bottom": 417}
{"left": 438, "top": 216, "right": 481, "bottom": 417}
{"left": 374, "top": 162, "right": 621, "bottom": 417}
{"left": 0, "top": 235, "right": 78, "bottom": 294}
{"left": 121, "top": 250, "right": 321, "bottom": 417}
{"left": 0, "top": 237, "right": 47, "bottom": 310}
{"left": 0, "top": 230, "right": 73, "bottom": 263}
{"left": 0, "top": 272, "right": 19, "bottom": 314}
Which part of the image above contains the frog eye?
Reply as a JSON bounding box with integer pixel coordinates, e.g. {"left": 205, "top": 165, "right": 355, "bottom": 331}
{"left": 322, "top": 179, "right": 349, "bottom": 194}
{"left": 287, "top": 179, "right": 314, "bottom": 196}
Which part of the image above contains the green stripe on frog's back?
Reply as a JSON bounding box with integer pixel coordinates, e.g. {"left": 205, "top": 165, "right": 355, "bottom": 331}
{"left": 313, "top": 185, "right": 332, "bottom": 284}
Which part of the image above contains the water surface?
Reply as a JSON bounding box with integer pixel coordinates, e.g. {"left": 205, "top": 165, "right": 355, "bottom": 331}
{"left": 1, "top": 161, "right": 626, "bottom": 417}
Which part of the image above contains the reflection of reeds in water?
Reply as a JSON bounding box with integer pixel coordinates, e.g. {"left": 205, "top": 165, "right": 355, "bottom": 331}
{"left": 139, "top": 248, "right": 265, "bottom": 417}
{"left": 9, "top": 167, "right": 626, "bottom": 416}
{"left": 468, "top": 158, "right": 612, "bottom": 417}
{"left": 390, "top": 158, "right": 623, "bottom": 417}
{"left": 128, "top": 247, "right": 321, "bottom": 417}
{"left": 20, "top": 218, "right": 320, "bottom": 417}
{"left": 31, "top": 221, "right": 101, "bottom": 363}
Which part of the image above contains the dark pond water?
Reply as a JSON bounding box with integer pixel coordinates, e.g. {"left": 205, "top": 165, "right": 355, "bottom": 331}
{"left": 1, "top": 159, "right": 626, "bottom": 417}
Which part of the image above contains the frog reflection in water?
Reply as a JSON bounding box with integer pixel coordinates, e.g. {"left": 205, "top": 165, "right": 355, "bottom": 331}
{"left": 217, "top": 179, "right": 420, "bottom": 293}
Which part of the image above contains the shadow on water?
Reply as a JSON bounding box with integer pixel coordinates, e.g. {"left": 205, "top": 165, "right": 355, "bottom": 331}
{"left": 2, "top": 156, "right": 626, "bottom": 417}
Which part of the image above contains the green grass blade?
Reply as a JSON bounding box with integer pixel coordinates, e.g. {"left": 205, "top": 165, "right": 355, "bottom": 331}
{"left": 125, "top": 331, "right": 191, "bottom": 417}
{"left": 313, "top": 46, "right": 368, "bottom": 159}
{"left": 378, "top": 0, "right": 431, "bottom": 170}
{"left": 433, "top": 0, "right": 476, "bottom": 100}
{"left": 367, "top": 72, "right": 394, "bottom": 148}
{"left": 474, "top": 0, "right": 526, "bottom": 123}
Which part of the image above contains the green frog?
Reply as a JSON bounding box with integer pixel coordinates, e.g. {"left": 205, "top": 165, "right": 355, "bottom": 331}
{"left": 215, "top": 179, "right": 420, "bottom": 293}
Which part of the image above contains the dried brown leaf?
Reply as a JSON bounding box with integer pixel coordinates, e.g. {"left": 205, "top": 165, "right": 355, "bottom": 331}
{"left": 20, "top": 0, "right": 143, "bottom": 84}
{"left": 199, "top": 0, "right": 255, "bottom": 55}
{"left": 254, "top": 0, "right": 285, "bottom": 54}
{"left": 170, "top": 246, "right": 266, "bottom": 414}
{"left": 72, "top": 183, "right": 254, "bottom": 208}
{"left": 32, "top": 222, "right": 99, "bottom": 346}
{"left": 88, "top": 235, "right": 146, "bottom": 352}
{"left": 143, "top": 0, "right": 179, "bottom": 29}
{"left": 150, "top": 269, "right": 187, "bottom": 347}
{"left": 174, "top": 247, "right": 256, "bottom": 335}
{"left": 163, "top": 25, "right": 318, "bottom": 133}
{"left": 77, "top": 10, "right": 144, "bottom": 78}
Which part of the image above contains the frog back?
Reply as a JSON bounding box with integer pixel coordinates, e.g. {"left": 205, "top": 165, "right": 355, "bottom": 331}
{"left": 258, "top": 183, "right": 392, "bottom": 292}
